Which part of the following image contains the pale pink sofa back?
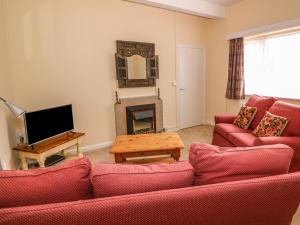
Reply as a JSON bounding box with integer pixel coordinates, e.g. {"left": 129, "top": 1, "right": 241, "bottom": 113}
{"left": 1, "top": 172, "right": 299, "bottom": 225}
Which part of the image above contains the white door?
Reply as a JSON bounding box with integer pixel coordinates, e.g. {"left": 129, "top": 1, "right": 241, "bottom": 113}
{"left": 176, "top": 46, "right": 206, "bottom": 129}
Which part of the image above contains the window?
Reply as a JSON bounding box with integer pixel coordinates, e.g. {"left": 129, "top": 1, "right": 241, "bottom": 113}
{"left": 244, "top": 29, "right": 300, "bottom": 99}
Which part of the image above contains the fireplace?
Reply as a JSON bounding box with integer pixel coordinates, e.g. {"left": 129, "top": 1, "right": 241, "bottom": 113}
{"left": 126, "top": 104, "right": 156, "bottom": 134}
{"left": 114, "top": 95, "right": 163, "bottom": 135}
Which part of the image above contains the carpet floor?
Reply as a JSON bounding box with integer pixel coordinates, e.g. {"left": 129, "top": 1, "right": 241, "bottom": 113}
{"left": 83, "top": 125, "right": 300, "bottom": 224}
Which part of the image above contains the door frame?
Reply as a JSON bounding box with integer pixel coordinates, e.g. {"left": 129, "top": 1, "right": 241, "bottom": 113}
{"left": 176, "top": 45, "right": 206, "bottom": 129}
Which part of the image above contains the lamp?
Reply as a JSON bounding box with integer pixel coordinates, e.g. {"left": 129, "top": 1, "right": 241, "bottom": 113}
{"left": 0, "top": 97, "right": 25, "bottom": 118}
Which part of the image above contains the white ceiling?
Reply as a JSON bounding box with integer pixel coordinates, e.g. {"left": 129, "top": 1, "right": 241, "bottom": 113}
{"left": 125, "top": 0, "right": 226, "bottom": 18}
{"left": 203, "top": 0, "right": 242, "bottom": 6}
{"left": 125, "top": 0, "right": 243, "bottom": 18}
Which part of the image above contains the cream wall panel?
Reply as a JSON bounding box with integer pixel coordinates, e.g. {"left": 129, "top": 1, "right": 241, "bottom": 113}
{"left": 0, "top": 0, "right": 17, "bottom": 169}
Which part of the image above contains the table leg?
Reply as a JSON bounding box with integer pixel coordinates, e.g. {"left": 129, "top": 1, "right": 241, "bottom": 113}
{"left": 114, "top": 153, "right": 124, "bottom": 163}
{"left": 76, "top": 143, "right": 83, "bottom": 158}
{"left": 174, "top": 148, "right": 180, "bottom": 161}
{"left": 37, "top": 156, "right": 46, "bottom": 168}
{"left": 20, "top": 157, "right": 28, "bottom": 170}
{"left": 38, "top": 156, "right": 45, "bottom": 168}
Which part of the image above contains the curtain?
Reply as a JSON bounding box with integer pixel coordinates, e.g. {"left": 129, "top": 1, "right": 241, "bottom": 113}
{"left": 226, "top": 38, "right": 245, "bottom": 99}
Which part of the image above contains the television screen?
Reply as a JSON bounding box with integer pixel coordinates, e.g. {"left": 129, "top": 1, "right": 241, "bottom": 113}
{"left": 25, "top": 104, "right": 74, "bottom": 145}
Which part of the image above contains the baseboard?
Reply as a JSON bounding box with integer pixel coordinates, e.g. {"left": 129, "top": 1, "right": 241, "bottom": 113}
{"left": 80, "top": 141, "right": 114, "bottom": 153}
{"left": 165, "top": 123, "right": 214, "bottom": 132}
{"left": 206, "top": 120, "right": 215, "bottom": 126}
{"left": 165, "top": 127, "right": 180, "bottom": 132}
{"left": 80, "top": 123, "right": 214, "bottom": 153}
{"left": 81, "top": 128, "right": 182, "bottom": 153}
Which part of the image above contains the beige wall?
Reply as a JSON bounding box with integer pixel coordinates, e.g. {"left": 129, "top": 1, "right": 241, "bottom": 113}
{"left": 3, "top": 0, "right": 300, "bottom": 169}
{"left": 0, "top": 0, "right": 17, "bottom": 169}
{"left": 0, "top": 0, "right": 208, "bottom": 167}
{"left": 206, "top": 0, "right": 300, "bottom": 122}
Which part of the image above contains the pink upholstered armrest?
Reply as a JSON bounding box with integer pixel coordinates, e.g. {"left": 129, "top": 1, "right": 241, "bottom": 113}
{"left": 214, "top": 115, "right": 236, "bottom": 124}
{"left": 255, "top": 137, "right": 300, "bottom": 158}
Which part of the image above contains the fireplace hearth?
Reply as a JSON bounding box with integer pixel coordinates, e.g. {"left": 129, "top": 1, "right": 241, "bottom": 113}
{"left": 126, "top": 104, "right": 156, "bottom": 135}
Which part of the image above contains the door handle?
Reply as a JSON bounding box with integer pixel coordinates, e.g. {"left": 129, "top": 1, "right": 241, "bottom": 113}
{"left": 179, "top": 88, "right": 185, "bottom": 90}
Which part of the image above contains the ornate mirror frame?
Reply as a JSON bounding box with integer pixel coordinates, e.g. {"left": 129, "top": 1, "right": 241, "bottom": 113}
{"left": 115, "top": 40, "right": 159, "bottom": 88}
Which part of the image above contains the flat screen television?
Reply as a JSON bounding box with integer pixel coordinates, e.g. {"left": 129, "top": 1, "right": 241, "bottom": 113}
{"left": 24, "top": 104, "right": 74, "bottom": 145}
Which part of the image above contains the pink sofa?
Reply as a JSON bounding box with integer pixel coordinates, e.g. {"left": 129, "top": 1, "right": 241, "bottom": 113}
{"left": 1, "top": 153, "right": 300, "bottom": 225}
{"left": 212, "top": 96, "right": 300, "bottom": 173}
{"left": 1, "top": 173, "right": 300, "bottom": 225}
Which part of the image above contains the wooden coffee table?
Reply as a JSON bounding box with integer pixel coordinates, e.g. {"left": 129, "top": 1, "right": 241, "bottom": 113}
{"left": 111, "top": 132, "right": 184, "bottom": 163}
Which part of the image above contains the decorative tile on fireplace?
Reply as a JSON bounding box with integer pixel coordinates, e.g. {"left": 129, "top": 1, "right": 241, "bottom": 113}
{"left": 114, "top": 96, "right": 163, "bottom": 135}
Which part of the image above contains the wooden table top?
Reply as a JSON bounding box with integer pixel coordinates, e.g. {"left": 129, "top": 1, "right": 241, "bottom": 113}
{"left": 111, "top": 132, "right": 184, "bottom": 153}
{"left": 13, "top": 132, "right": 85, "bottom": 154}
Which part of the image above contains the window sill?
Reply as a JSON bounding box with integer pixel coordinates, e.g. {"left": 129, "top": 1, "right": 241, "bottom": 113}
{"left": 245, "top": 94, "right": 300, "bottom": 102}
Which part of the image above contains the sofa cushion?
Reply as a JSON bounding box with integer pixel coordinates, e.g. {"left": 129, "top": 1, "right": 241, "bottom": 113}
{"left": 91, "top": 161, "right": 194, "bottom": 198}
{"left": 214, "top": 123, "right": 251, "bottom": 139}
{"left": 0, "top": 158, "right": 92, "bottom": 208}
{"left": 233, "top": 106, "right": 257, "bottom": 129}
{"left": 269, "top": 101, "right": 300, "bottom": 136}
{"left": 245, "top": 95, "right": 277, "bottom": 129}
{"left": 189, "top": 144, "right": 293, "bottom": 186}
{"left": 252, "top": 111, "right": 288, "bottom": 137}
{"left": 228, "top": 133, "right": 257, "bottom": 147}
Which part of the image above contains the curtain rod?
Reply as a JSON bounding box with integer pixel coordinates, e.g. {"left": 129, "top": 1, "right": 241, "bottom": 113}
{"left": 226, "top": 17, "right": 300, "bottom": 40}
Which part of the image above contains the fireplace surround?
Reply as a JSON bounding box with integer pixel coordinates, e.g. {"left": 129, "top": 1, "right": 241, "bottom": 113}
{"left": 114, "top": 96, "right": 163, "bottom": 135}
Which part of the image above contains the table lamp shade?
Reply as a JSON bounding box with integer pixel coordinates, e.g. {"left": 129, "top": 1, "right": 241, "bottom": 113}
{"left": 0, "top": 97, "right": 25, "bottom": 118}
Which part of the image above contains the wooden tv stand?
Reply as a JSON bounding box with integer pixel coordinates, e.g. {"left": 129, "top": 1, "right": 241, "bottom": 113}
{"left": 13, "top": 132, "right": 85, "bottom": 170}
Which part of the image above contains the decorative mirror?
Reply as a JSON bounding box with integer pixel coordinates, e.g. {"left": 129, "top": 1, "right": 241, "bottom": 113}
{"left": 115, "top": 40, "right": 159, "bottom": 88}
{"left": 127, "top": 55, "right": 147, "bottom": 79}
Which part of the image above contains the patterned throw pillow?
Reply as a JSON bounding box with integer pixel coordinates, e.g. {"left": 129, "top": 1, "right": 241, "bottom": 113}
{"left": 233, "top": 106, "right": 257, "bottom": 129}
{"left": 252, "top": 111, "right": 288, "bottom": 137}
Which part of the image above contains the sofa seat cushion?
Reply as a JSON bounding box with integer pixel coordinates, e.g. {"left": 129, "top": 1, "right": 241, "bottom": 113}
{"left": 0, "top": 158, "right": 92, "bottom": 208}
{"left": 269, "top": 101, "right": 300, "bottom": 136}
{"left": 91, "top": 161, "right": 194, "bottom": 198}
{"left": 228, "top": 133, "right": 257, "bottom": 147}
{"left": 189, "top": 144, "right": 293, "bottom": 185}
{"left": 214, "top": 123, "right": 251, "bottom": 139}
{"left": 245, "top": 95, "right": 277, "bottom": 130}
